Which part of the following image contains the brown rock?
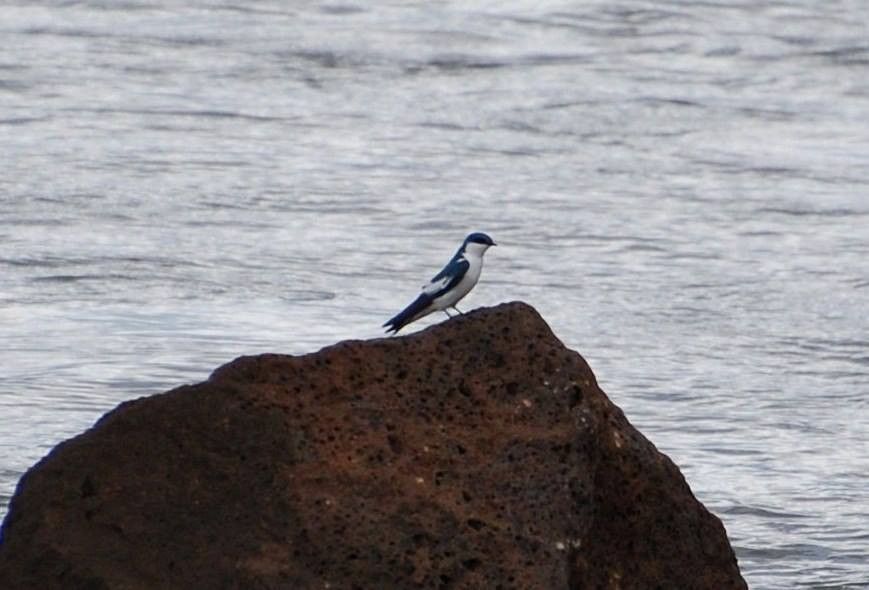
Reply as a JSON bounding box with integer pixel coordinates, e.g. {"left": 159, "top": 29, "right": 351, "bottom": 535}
{"left": 0, "top": 302, "right": 746, "bottom": 589}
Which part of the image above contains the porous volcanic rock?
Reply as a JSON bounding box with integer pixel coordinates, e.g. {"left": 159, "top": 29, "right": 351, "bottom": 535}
{"left": 0, "top": 302, "right": 747, "bottom": 589}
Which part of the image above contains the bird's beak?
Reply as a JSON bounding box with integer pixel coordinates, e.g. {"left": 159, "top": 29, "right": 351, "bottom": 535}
{"left": 492, "top": 241, "right": 498, "bottom": 246}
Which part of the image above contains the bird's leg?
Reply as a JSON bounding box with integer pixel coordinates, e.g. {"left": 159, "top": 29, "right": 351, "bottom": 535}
{"left": 452, "top": 305, "right": 464, "bottom": 315}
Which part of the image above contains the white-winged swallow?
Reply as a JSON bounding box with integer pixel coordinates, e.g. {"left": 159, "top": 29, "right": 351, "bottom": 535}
{"left": 383, "top": 232, "right": 497, "bottom": 334}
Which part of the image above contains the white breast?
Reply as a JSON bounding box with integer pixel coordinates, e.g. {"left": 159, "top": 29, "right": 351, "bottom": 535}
{"left": 431, "top": 254, "right": 483, "bottom": 310}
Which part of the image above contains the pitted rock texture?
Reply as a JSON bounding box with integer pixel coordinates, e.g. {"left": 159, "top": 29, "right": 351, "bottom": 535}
{"left": 0, "top": 302, "right": 746, "bottom": 590}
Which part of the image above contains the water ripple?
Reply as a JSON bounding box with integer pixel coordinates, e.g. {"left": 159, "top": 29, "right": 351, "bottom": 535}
{"left": 2, "top": 2, "right": 869, "bottom": 588}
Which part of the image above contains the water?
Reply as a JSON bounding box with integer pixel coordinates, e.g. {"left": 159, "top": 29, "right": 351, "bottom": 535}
{"left": 2, "top": 1, "right": 868, "bottom": 587}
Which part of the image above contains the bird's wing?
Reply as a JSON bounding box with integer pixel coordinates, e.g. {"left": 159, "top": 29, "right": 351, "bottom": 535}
{"left": 422, "top": 256, "right": 469, "bottom": 298}
{"left": 383, "top": 254, "right": 469, "bottom": 334}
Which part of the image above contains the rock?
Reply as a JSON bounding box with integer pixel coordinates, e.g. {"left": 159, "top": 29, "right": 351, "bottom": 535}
{"left": 0, "top": 302, "right": 747, "bottom": 589}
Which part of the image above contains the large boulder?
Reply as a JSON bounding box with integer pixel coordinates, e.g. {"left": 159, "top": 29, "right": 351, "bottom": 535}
{"left": 0, "top": 302, "right": 746, "bottom": 589}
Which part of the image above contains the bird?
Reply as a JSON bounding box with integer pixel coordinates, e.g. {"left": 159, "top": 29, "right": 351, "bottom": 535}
{"left": 383, "top": 232, "right": 497, "bottom": 334}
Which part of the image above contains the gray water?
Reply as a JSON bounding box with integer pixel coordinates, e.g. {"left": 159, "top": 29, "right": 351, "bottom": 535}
{"left": 2, "top": 1, "right": 868, "bottom": 587}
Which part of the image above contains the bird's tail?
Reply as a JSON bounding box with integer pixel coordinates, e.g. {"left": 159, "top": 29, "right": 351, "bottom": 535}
{"left": 383, "top": 293, "right": 433, "bottom": 334}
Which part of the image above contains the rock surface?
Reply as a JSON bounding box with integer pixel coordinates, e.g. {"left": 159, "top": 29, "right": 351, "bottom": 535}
{"left": 0, "top": 302, "right": 747, "bottom": 589}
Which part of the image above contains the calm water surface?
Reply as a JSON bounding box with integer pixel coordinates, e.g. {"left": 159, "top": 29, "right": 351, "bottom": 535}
{"left": 2, "top": 1, "right": 868, "bottom": 588}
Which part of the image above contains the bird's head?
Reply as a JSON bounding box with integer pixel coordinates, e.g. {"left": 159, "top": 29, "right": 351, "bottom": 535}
{"left": 463, "top": 232, "right": 497, "bottom": 255}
